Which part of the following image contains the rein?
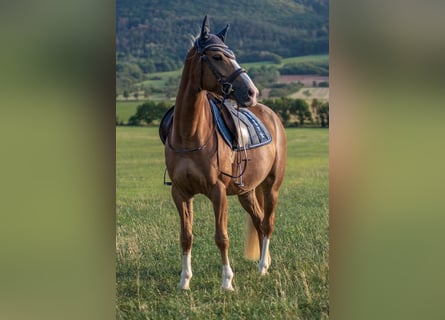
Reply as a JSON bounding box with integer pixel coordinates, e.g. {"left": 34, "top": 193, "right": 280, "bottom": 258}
{"left": 167, "top": 124, "right": 216, "bottom": 154}
{"left": 211, "top": 95, "right": 250, "bottom": 185}
{"left": 215, "top": 133, "right": 250, "bottom": 185}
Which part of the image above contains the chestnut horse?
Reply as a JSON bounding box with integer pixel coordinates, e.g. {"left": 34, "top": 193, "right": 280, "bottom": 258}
{"left": 163, "top": 16, "right": 286, "bottom": 290}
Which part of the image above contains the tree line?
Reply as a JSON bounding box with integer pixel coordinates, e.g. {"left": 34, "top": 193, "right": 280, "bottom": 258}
{"left": 262, "top": 97, "right": 329, "bottom": 128}
{"left": 117, "top": 98, "right": 328, "bottom": 128}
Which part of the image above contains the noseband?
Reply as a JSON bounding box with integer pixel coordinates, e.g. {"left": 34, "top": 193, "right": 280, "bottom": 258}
{"left": 196, "top": 42, "right": 247, "bottom": 100}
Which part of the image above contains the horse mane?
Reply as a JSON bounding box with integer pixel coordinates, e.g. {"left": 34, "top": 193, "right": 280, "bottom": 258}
{"left": 188, "top": 30, "right": 201, "bottom": 49}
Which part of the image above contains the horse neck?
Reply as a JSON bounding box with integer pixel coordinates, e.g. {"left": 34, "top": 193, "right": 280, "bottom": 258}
{"left": 172, "top": 72, "right": 213, "bottom": 147}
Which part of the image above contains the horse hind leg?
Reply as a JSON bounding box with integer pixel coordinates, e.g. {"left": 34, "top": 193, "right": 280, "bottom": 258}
{"left": 258, "top": 183, "right": 280, "bottom": 275}
{"left": 172, "top": 187, "right": 194, "bottom": 290}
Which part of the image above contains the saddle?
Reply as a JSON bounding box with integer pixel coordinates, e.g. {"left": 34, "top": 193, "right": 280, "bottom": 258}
{"left": 159, "top": 95, "right": 272, "bottom": 151}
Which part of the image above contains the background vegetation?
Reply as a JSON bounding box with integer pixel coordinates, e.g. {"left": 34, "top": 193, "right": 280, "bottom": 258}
{"left": 116, "top": 3, "right": 329, "bottom": 318}
{"left": 116, "top": 0, "right": 328, "bottom": 93}
{"left": 116, "top": 97, "right": 329, "bottom": 128}
{"left": 116, "top": 126, "right": 329, "bottom": 319}
{"left": 117, "top": 54, "right": 329, "bottom": 102}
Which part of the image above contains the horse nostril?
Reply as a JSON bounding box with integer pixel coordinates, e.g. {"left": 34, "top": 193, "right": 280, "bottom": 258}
{"left": 247, "top": 89, "right": 254, "bottom": 97}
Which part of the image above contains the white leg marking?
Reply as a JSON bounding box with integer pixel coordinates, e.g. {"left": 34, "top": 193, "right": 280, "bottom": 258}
{"left": 258, "top": 236, "right": 271, "bottom": 275}
{"left": 221, "top": 264, "right": 234, "bottom": 291}
{"left": 178, "top": 254, "right": 192, "bottom": 290}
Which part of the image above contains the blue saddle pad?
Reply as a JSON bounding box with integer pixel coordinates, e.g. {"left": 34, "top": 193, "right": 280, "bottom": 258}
{"left": 209, "top": 98, "right": 272, "bottom": 151}
{"left": 159, "top": 98, "right": 272, "bottom": 151}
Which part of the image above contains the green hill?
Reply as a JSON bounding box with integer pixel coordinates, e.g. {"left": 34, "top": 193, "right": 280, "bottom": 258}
{"left": 116, "top": 0, "right": 328, "bottom": 92}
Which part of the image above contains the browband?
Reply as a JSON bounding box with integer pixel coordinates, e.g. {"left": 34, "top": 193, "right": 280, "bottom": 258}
{"left": 194, "top": 41, "right": 235, "bottom": 59}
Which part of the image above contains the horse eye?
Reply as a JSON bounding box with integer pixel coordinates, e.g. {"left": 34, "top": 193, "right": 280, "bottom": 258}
{"left": 212, "top": 54, "right": 223, "bottom": 61}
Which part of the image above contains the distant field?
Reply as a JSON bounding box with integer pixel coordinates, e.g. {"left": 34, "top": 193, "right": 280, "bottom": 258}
{"left": 116, "top": 54, "right": 329, "bottom": 104}
{"left": 242, "top": 54, "right": 329, "bottom": 69}
{"left": 139, "top": 70, "right": 182, "bottom": 89}
{"left": 116, "top": 126, "right": 329, "bottom": 319}
{"left": 281, "top": 54, "right": 329, "bottom": 64}
{"left": 278, "top": 75, "right": 329, "bottom": 86}
{"left": 116, "top": 101, "right": 141, "bottom": 123}
{"left": 289, "top": 88, "right": 329, "bottom": 101}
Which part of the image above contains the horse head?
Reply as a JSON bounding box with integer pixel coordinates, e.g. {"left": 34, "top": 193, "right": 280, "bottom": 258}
{"left": 193, "top": 16, "right": 259, "bottom": 107}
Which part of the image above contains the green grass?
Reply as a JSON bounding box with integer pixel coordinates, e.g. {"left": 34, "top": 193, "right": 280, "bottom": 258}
{"left": 116, "top": 101, "right": 142, "bottom": 123}
{"left": 242, "top": 54, "right": 329, "bottom": 69}
{"left": 139, "top": 70, "right": 183, "bottom": 88}
{"left": 281, "top": 54, "right": 329, "bottom": 65}
{"left": 116, "top": 126, "right": 329, "bottom": 319}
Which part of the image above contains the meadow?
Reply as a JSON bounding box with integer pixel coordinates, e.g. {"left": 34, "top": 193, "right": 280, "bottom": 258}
{"left": 116, "top": 126, "right": 329, "bottom": 319}
{"left": 116, "top": 101, "right": 142, "bottom": 123}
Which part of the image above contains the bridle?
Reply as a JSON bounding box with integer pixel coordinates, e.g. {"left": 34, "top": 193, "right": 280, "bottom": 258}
{"left": 195, "top": 42, "right": 247, "bottom": 101}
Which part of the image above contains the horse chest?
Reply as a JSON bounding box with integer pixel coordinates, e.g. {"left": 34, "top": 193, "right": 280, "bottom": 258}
{"left": 171, "top": 157, "right": 217, "bottom": 190}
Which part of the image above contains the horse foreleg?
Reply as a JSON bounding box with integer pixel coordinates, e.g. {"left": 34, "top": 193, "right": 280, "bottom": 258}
{"left": 172, "top": 187, "right": 194, "bottom": 290}
{"left": 179, "top": 253, "right": 192, "bottom": 290}
{"left": 211, "top": 182, "right": 234, "bottom": 291}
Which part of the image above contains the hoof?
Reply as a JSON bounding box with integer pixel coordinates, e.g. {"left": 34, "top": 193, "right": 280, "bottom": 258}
{"left": 259, "top": 266, "right": 269, "bottom": 276}
{"left": 221, "top": 284, "right": 235, "bottom": 291}
{"left": 178, "top": 274, "right": 192, "bottom": 290}
{"left": 258, "top": 251, "right": 271, "bottom": 275}
{"left": 178, "top": 282, "right": 190, "bottom": 290}
{"left": 258, "top": 260, "right": 270, "bottom": 275}
{"left": 221, "top": 264, "right": 234, "bottom": 291}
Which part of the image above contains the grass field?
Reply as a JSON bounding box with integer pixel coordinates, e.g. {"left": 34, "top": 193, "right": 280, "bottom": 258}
{"left": 289, "top": 88, "right": 330, "bottom": 101}
{"left": 243, "top": 54, "right": 329, "bottom": 70}
{"left": 116, "top": 101, "right": 142, "bottom": 123}
{"left": 116, "top": 126, "right": 329, "bottom": 319}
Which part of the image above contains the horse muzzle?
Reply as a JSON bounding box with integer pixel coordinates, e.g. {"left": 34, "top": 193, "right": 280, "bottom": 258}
{"left": 233, "top": 73, "right": 259, "bottom": 107}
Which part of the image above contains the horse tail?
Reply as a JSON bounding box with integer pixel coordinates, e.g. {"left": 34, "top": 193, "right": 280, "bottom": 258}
{"left": 244, "top": 186, "right": 264, "bottom": 260}
{"left": 244, "top": 185, "right": 264, "bottom": 260}
{"left": 244, "top": 215, "right": 260, "bottom": 260}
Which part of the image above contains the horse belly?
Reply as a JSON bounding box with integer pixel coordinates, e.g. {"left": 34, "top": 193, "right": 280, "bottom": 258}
{"left": 225, "top": 149, "right": 274, "bottom": 195}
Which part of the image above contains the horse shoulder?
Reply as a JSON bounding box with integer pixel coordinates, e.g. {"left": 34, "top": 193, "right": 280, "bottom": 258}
{"left": 249, "top": 103, "right": 284, "bottom": 134}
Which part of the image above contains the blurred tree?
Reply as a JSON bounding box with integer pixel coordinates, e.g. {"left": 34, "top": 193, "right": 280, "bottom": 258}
{"left": 319, "top": 102, "right": 329, "bottom": 128}
{"left": 290, "top": 99, "right": 312, "bottom": 126}
{"left": 128, "top": 101, "right": 170, "bottom": 125}
{"left": 311, "top": 98, "right": 322, "bottom": 126}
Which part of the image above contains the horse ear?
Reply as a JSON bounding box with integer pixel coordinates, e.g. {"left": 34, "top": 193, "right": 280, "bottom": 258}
{"left": 216, "top": 24, "right": 230, "bottom": 42}
{"left": 200, "top": 15, "right": 210, "bottom": 40}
